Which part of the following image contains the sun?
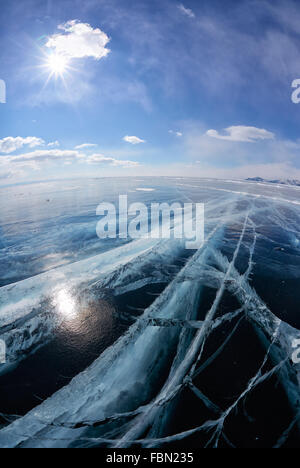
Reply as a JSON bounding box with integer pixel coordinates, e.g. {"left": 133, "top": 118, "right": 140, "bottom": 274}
{"left": 38, "top": 49, "right": 77, "bottom": 88}
{"left": 47, "top": 54, "right": 69, "bottom": 77}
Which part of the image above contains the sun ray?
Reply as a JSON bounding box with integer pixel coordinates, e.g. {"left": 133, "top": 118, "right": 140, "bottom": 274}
{"left": 46, "top": 54, "right": 69, "bottom": 77}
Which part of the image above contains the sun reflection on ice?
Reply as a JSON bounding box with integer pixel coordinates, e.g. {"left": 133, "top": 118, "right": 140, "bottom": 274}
{"left": 55, "top": 289, "right": 78, "bottom": 321}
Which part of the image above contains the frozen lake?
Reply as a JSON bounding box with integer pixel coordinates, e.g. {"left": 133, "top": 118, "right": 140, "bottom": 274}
{"left": 0, "top": 177, "right": 299, "bottom": 448}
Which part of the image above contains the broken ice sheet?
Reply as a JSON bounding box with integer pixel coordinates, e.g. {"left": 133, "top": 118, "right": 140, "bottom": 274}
{"left": 0, "top": 178, "right": 299, "bottom": 448}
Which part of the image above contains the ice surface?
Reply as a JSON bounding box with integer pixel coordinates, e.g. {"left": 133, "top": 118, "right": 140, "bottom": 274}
{"left": 0, "top": 235, "right": 186, "bottom": 373}
{"left": 0, "top": 178, "right": 299, "bottom": 448}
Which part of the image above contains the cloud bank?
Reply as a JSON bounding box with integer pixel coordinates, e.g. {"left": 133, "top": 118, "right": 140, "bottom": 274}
{"left": 0, "top": 138, "right": 140, "bottom": 176}
{"left": 0, "top": 137, "right": 45, "bottom": 154}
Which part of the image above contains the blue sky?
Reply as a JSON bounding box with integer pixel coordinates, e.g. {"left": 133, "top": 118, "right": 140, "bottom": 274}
{"left": 1, "top": 0, "right": 300, "bottom": 184}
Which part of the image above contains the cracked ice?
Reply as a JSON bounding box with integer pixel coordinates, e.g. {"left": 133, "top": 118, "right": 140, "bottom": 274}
{"left": 0, "top": 178, "right": 299, "bottom": 448}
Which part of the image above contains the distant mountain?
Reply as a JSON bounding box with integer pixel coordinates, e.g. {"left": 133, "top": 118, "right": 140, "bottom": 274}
{"left": 246, "top": 177, "right": 300, "bottom": 187}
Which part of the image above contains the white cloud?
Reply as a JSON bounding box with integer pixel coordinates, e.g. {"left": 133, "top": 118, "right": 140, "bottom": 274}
{"left": 1, "top": 147, "right": 139, "bottom": 169}
{"left": 179, "top": 121, "right": 300, "bottom": 174}
{"left": 123, "top": 135, "right": 146, "bottom": 145}
{"left": 75, "top": 143, "right": 98, "bottom": 150}
{"left": 169, "top": 130, "right": 183, "bottom": 137}
{"left": 8, "top": 149, "right": 81, "bottom": 163}
{"left": 0, "top": 137, "right": 45, "bottom": 154}
{"left": 178, "top": 4, "right": 195, "bottom": 18}
{"left": 48, "top": 141, "right": 60, "bottom": 148}
{"left": 87, "top": 153, "right": 140, "bottom": 167}
{"left": 46, "top": 20, "right": 110, "bottom": 60}
{"left": 206, "top": 126, "right": 275, "bottom": 143}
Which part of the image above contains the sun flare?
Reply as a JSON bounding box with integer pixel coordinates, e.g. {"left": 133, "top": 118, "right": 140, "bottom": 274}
{"left": 47, "top": 54, "right": 69, "bottom": 76}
